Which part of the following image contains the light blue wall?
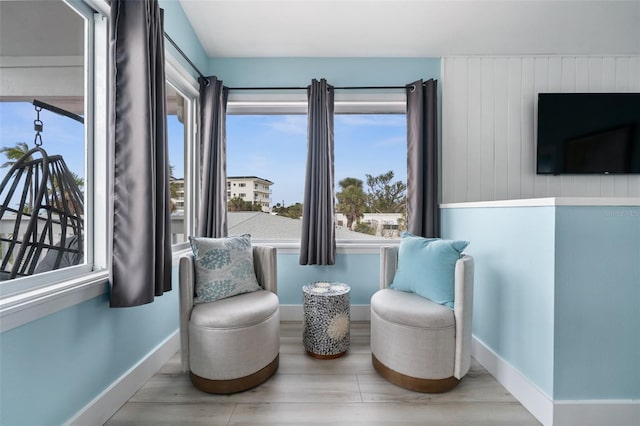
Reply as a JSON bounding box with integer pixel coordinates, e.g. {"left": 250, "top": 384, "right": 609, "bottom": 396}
{"left": 554, "top": 206, "right": 640, "bottom": 400}
{"left": 443, "top": 203, "right": 640, "bottom": 401}
{"left": 159, "top": 0, "right": 208, "bottom": 79}
{"left": 441, "top": 206, "right": 556, "bottom": 398}
{"left": 277, "top": 253, "right": 380, "bottom": 305}
{"left": 0, "top": 268, "right": 180, "bottom": 426}
{"left": 209, "top": 57, "right": 440, "bottom": 88}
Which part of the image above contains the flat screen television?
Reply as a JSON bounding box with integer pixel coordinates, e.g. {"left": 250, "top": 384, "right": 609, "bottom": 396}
{"left": 536, "top": 93, "right": 640, "bottom": 174}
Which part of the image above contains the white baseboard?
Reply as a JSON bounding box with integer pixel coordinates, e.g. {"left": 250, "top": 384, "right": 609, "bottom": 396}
{"left": 66, "top": 330, "right": 180, "bottom": 426}
{"left": 280, "top": 304, "right": 371, "bottom": 322}
{"left": 554, "top": 400, "right": 640, "bottom": 426}
{"left": 471, "top": 336, "right": 554, "bottom": 426}
{"left": 472, "top": 337, "right": 640, "bottom": 426}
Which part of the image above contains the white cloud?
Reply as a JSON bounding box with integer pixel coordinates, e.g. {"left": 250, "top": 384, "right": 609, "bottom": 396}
{"left": 374, "top": 135, "right": 405, "bottom": 147}
{"left": 335, "top": 115, "right": 405, "bottom": 128}
{"left": 264, "top": 115, "right": 307, "bottom": 135}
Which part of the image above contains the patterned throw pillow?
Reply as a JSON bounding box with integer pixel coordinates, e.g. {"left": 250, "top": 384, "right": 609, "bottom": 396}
{"left": 188, "top": 234, "right": 262, "bottom": 304}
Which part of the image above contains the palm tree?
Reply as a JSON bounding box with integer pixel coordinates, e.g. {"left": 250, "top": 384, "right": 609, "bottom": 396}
{"left": 168, "top": 164, "right": 181, "bottom": 213}
{"left": 70, "top": 171, "right": 84, "bottom": 190}
{"left": 336, "top": 177, "right": 367, "bottom": 229}
{"left": 0, "top": 142, "right": 32, "bottom": 169}
{"left": 49, "top": 170, "right": 84, "bottom": 217}
{"left": 0, "top": 142, "right": 34, "bottom": 212}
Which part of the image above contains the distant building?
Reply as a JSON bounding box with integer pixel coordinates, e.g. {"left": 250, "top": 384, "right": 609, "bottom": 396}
{"left": 227, "top": 176, "right": 273, "bottom": 212}
{"left": 335, "top": 212, "right": 403, "bottom": 238}
{"left": 170, "top": 176, "right": 275, "bottom": 214}
{"left": 170, "top": 177, "right": 185, "bottom": 214}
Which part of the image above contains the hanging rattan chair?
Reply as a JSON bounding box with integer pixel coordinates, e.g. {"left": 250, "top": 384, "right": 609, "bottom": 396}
{"left": 0, "top": 146, "right": 84, "bottom": 280}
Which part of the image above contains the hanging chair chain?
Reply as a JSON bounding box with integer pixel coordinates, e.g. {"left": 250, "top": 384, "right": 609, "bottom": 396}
{"left": 34, "top": 105, "right": 43, "bottom": 146}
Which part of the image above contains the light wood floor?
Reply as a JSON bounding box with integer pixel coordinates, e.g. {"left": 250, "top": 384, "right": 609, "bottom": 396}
{"left": 107, "top": 322, "right": 541, "bottom": 425}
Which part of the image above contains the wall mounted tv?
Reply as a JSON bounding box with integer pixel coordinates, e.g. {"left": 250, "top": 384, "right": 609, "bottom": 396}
{"left": 536, "top": 93, "right": 640, "bottom": 175}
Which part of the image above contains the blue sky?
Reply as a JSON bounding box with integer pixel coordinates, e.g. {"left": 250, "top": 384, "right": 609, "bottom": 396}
{"left": 1, "top": 103, "right": 406, "bottom": 208}
{"left": 227, "top": 114, "right": 407, "bottom": 206}
{"left": 0, "top": 102, "right": 186, "bottom": 183}
{"left": 0, "top": 102, "right": 85, "bottom": 179}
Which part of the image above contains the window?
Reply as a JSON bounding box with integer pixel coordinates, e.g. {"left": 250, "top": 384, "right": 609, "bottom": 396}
{"left": 164, "top": 47, "right": 199, "bottom": 249}
{"left": 226, "top": 108, "right": 406, "bottom": 241}
{"left": 335, "top": 114, "right": 407, "bottom": 239}
{"left": 0, "top": 0, "right": 95, "bottom": 288}
{"left": 167, "top": 83, "right": 189, "bottom": 245}
{"left": 226, "top": 114, "right": 306, "bottom": 238}
{"left": 0, "top": 0, "right": 201, "bottom": 326}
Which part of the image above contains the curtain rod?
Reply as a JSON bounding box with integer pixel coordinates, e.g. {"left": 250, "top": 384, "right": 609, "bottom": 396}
{"left": 164, "top": 32, "right": 209, "bottom": 84}
{"left": 227, "top": 85, "right": 407, "bottom": 91}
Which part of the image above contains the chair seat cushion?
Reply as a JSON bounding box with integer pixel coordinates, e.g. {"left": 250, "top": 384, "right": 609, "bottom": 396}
{"left": 371, "top": 288, "right": 454, "bottom": 330}
{"left": 190, "top": 289, "right": 279, "bottom": 329}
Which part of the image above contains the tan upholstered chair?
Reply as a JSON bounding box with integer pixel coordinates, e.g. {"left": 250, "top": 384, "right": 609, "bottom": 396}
{"left": 179, "top": 246, "right": 280, "bottom": 394}
{"left": 370, "top": 246, "right": 474, "bottom": 393}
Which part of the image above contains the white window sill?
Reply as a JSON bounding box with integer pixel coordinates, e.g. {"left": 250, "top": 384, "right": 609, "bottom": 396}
{"left": 0, "top": 271, "right": 109, "bottom": 332}
{"left": 252, "top": 240, "right": 400, "bottom": 254}
{"left": 177, "top": 240, "right": 400, "bottom": 255}
{"left": 0, "top": 249, "right": 194, "bottom": 332}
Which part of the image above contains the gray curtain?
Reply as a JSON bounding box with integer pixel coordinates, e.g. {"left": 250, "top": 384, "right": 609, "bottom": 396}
{"left": 406, "top": 79, "right": 440, "bottom": 238}
{"left": 197, "top": 76, "right": 229, "bottom": 238}
{"left": 300, "top": 79, "right": 336, "bottom": 265}
{"left": 109, "top": 0, "right": 171, "bottom": 307}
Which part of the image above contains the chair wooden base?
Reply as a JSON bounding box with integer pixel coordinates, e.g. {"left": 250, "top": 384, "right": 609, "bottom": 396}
{"left": 190, "top": 354, "right": 279, "bottom": 394}
{"left": 372, "top": 354, "right": 459, "bottom": 393}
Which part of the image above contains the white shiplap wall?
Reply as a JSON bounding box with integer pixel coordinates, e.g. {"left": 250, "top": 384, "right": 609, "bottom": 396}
{"left": 441, "top": 56, "right": 640, "bottom": 203}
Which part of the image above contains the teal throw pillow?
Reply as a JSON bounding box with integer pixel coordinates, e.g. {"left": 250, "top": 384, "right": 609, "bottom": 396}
{"left": 189, "top": 234, "right": 261, "bottom": 304}
{"left": 390, "top": 232, "right": 469, "bottom": 309}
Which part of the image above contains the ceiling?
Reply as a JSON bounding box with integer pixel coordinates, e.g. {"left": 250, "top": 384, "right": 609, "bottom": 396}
{"left": 179, "top": 0, "right": 640, "bottom": 57}
{"left": 0, "top": 0, "right": 83, "bottom": 57}
{"left": 0, "top": 0, "right": 182, "bottom": 106}
{"left": 0, "top": 1, "right": 637, "bottom": 59}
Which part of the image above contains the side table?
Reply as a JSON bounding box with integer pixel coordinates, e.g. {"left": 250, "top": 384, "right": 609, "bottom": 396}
{"left": 302, "top": 282, "right": 350, "bottom": 359}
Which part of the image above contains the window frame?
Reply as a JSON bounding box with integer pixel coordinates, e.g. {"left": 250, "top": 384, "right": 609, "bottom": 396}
{"left": 0, "top": 0, "right": 201, "bottom": 331}
{"left": 0, "top": 0, "right": 99, "bottom": 299}
{"left": 165, "top": 48, "right": 200, "bottom": 253}
{"left": 166, "top": 84, "right": 189, "bottom": 246}
{"left": 0, "top": 0, "right": 108, "bottom": 332}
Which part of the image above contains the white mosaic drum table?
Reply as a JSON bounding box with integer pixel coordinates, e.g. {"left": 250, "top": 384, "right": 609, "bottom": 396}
{"left": 302, "top": 282, "right": 351, "bottom": 359}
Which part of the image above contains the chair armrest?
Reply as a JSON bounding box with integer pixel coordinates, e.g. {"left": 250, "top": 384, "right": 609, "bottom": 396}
{"left": 178, "top": 254, "right": 195, "bottom": 372}
{"left": 453, "top": 254, "right": 474, "bottom": 379}
{"left": 253, "top": 246, "right": 277, "bottom": 294}
{"left": 379, "top": 246, "right": 399, "bottom": 289}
